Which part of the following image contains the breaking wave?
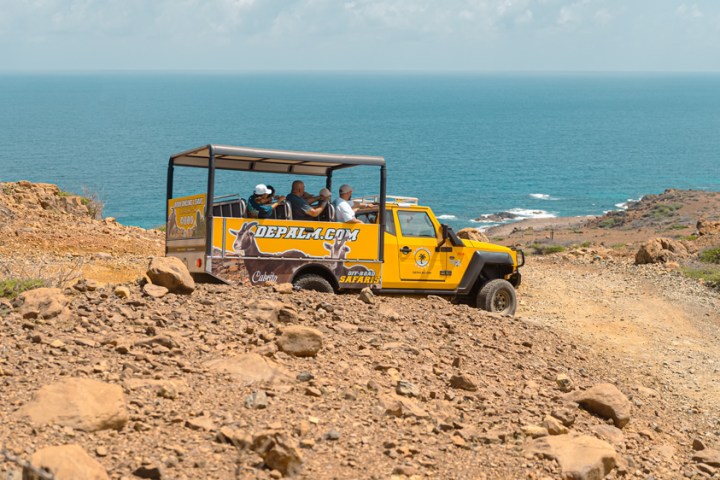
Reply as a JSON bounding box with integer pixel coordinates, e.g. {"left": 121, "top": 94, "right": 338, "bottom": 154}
{"left": 529, "top": 193, "right": 559, "bottom": 201}
{"left": 615, "top": 197, "right": 643, "bottom": 210}
{"left": 436, "top": 214, "right": 457, "bottom": 220}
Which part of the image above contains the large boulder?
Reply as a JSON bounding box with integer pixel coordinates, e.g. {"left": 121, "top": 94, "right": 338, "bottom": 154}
{"left": 697, "top": 219, "right": 720, "bottom": 236}
{"left": 276, "top": 326, "right": 324, "bottom": 358}
{"left": 203, "top": 353, "right": 291, "bottom": 386}
{"left": 527, "top": 434, "right": 618, "bottom": 480}
{"left": 566, "top": 383, "right": 631, "bottom": 428}
{"left": 146, "top": 256, "right": 195, "bottom": 294}
{"left": 12, "top": 287, "right": 70, "bottom": 322}
{"left": 26, "top": 444, "right": 109, "bottom": 480}
{"left": 635, "top": 237, "right": 688, "bottom": 265}
{"left": 456, "top": 227, "right": 490, "bottom": 243}
{"left": 15, "top": 378, "right": 128, "bottom": 432}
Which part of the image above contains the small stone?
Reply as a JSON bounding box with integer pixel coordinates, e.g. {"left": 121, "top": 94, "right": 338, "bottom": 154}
{"left": 325, "top": 430, "right": 341, "bottom": 441}
{"left": 452, "top": 435, "right": 467, "bottom": 447}
{"left": 114, "top": 286, "right": 131, "bottom": 298}
{"left": 276, "top": 326, "right": 324, "bottom": 357}
{"left": 133, "top": 465, "right": 162, "bottom": 479}
{"left": 305, "top": 387, "right": 323, "bottom": 398}
{"left": 556, "top": 373, "right": 574, "bottom": 392}
{"left": 449, "top": 374, "right": 478, "bottom": 392}
{"left": 185, "top": 416, "right": 215, "bottom": 431}
{"left": 143, "top": 283, "right": 169, "bottom": 298}
{"left": 49, "top": 339, "right": 65, "bottom": 349}
{"left": 95, "top": 446, "right": 108, "bottom": 457}
{"left": 522, "top": 425, "right": 549, "bottom": 438}
{"left": 296, "top": 372, "right": 314, "bottom": 382}
{"left": 396, "top": 381, "right": 420, "bottom": 398}
{"left": 359, "top": 287, "right": 375, "bottom": 304}
{"left": 300, "top": 439, "right": 315, "bottom": 449}
{"left": 551, "top": 408, "right": 576, "bottom": 427}
{"left": 693, "top": 438, "right": 707, "bottom": 451}
{"left": 566, "top": 383, "right": 632, "bottom": 428}
{"left": 273, "top": 283, "right": 294, "bottom": 294}
{"left": 692, "top": 448, "right": 720, "bottom": 467}
{"left": 543, "top": 415, "right": 569, "bottom": 435}
{"left": 251, "top": 431, "right": 303, "bottom": 476}
{"left": 245, "top": 390, "right": 269, "bottom": 409}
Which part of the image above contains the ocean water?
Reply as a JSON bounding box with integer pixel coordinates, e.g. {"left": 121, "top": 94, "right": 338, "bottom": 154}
{"left": 1, "top": 72, "right": 719, "bottom": 230}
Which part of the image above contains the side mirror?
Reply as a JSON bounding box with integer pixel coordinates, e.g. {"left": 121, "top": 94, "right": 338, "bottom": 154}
{"left": 441, "top": 224, "right": 449, "bottom": 241}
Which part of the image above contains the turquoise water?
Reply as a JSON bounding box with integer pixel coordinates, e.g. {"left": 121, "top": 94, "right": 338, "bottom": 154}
{"left": 1, "top": 73, "right": 719, "bottom": 229}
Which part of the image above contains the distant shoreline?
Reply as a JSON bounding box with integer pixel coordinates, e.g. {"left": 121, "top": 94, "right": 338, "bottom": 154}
{"left": 484, "top": 215, "right": 595, "bottom": 237}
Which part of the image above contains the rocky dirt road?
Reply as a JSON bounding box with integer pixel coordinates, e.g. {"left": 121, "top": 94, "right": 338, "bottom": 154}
{"left": 2, "top": 182, "right": 720, "bottom": 479}
{"left": 520, "top": 253, "right": 720, "bottom": 423}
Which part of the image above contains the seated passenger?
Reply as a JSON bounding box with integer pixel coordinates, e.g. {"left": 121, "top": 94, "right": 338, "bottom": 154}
{"left": 248, "top": 184, "right": 286, "bottom": 219}
{"left": 285, "top": 180, "right": 327, "bottom": 221}
{"left": 332, "top": 184, "right": 363, "bottom": 224}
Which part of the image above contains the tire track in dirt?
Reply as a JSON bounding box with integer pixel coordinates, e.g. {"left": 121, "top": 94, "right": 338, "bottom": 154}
{"left": 518, "top": 255, "right": 720, "bottom": 415}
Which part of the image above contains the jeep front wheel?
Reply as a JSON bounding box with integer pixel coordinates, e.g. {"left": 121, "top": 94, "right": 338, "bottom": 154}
{"left": 294, "top": 274, "right": 334, "bottom": 294}
{"left": 477, "top": 279, "right": 517, "bottom": 315}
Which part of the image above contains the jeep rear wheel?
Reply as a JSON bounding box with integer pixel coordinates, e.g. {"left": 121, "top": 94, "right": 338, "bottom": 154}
{"left": 294, "top": 274, "right": 334, "bottom": 294}
{"left": 477, "top": 279, "right": 517, "bottom": 315}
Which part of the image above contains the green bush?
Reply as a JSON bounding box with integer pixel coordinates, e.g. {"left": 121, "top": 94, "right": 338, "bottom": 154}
{"left": 530, "top": 244, "right": 566, "bottom": 255}
{"left": 0, "top": 278, "right": 46, "bottom": 299}
{"left": 700, "top": 247, "right": 720, "bottom": 264}
{"left": 579, "top": 241, "right": 592, "bottom": 248}
{"left": 645, "top": 203, "right": 682, "bottom": 219}
{"left": 682, "top": 267, "right": 720, "bottom": 285}
{"left": 598, "top": 217, "right": 621, "bottom": 229}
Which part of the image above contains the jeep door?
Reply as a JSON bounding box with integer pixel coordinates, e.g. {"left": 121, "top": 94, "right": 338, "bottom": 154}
{"left": 394, "top": 209, "right": 447, "bottom": 283}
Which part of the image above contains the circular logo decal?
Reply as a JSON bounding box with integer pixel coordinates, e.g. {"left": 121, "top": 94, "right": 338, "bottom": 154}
{"left": 414, "top": 248, "right": 431, "bottom": 268}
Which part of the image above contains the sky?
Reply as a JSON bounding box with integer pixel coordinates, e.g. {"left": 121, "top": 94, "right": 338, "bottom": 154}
{"left": 1, "top": 0, "right": 719, "bottom": 72}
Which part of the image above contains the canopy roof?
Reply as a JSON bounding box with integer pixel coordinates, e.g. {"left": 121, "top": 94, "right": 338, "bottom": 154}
{"left": 170, "top": 145, "right": 385, "bottom": 177}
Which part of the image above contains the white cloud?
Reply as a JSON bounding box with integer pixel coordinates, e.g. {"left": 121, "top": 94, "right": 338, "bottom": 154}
{"left": 594, "top": 8, "right": 612, "bottom": 26}
{"left": 677, "top": 3, "right": 703, "bottom": 19}
{"left": 1, "top": 0, "right": 720, "bottom": 70}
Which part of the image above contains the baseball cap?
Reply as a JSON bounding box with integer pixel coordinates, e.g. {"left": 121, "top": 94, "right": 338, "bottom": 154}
{"left": 339, "top": 184, "right": 352, "bottom": 194}
{"left": 319, "top": 188, "right": 331, "bottom": 198}
{"left": 254, "top": 184, "right": 271, "bottom": 195}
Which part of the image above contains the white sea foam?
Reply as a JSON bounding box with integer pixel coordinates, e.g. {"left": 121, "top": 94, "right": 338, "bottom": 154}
{"left": 506, "top": 208, "right": 557, "bottom": 219}
{"left": 615, "top": 196, "right": 643, "bottom": 210}
{"left": 437, "top": 214, "right": 457, "bottom": 220}
{"left": 529, "top": 193, "right": 559, "bottom": 201}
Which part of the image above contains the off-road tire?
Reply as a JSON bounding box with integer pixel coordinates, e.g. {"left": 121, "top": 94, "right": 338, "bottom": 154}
{"left": 477, "top": 279, "right": 517, "bottom": 315}
{"left": 294, "top": 274, "right": 334, "bottom": 294}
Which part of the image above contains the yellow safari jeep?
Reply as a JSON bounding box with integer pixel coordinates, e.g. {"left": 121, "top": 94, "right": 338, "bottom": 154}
{"left": 165, "top": 145, "right": 524, "bottom": 314}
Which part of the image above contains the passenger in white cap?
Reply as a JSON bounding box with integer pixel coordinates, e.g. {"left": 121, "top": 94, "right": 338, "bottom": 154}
{"left": 247, "top": 184, "right": 285, "bottom": 219}
{"left": 332, "top": 184, "right": 363, "bottom": 224}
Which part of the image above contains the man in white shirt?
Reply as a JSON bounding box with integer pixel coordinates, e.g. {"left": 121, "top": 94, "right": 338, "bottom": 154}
{"left": 333, "top": 184, "right": 363, "bottom": 224}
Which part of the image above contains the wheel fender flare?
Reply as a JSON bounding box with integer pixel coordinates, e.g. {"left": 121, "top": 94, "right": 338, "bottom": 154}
{"left": 457, "top": 251, "right": 514, "bottom": 295}
{"left": 292, "top": 263, "right": 339, "bottom": 290}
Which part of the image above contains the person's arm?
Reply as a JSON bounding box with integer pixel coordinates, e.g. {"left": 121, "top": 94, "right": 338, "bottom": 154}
{"left": 270, "top": 196, "right": 286, "bottom": 209}
{"left": 306, "top": 201, "right": 327, "bottom": 218}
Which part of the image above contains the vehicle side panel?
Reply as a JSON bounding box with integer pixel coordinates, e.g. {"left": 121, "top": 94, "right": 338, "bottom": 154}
{"left": 166, "top": 194, "right": 208, "bottom": 272}
{"left": 208, "top": 218, "right": 381, "bottom": 288}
